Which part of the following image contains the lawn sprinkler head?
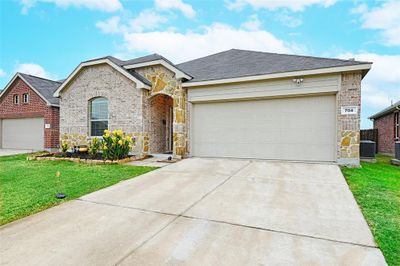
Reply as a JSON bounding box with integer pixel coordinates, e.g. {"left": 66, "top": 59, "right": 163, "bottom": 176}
{"left": 55, "top": 193, "right": 66, "bottom": 199}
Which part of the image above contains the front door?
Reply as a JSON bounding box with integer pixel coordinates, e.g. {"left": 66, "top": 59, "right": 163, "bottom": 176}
{"left": 166, "top": 106, "right": 173, "bottom": 153}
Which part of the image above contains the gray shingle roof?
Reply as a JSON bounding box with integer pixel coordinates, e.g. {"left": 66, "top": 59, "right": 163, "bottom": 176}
{"left": 177, "top": 49, "right": 371, "bottom": 83}
{"left": 369, "top": 100, "right": 400, "bottom": 119}
{"left": 82, "top": 56, "right": 151, "bottom": 86}
{"left": 19, "top": 73, "right": 61, "bottom": 105}
{"left": 121, "top": 54, "right": 165, "bottom": 66}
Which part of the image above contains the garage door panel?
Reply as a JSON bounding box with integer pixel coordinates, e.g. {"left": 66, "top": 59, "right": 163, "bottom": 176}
{"left": 191, "top": 95, "right": 336, "bottom": 162}
{"left": 2, "top": 118, "right": 44, "bottom": 150}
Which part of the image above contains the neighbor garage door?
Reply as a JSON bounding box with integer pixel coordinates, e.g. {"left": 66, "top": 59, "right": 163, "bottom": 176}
{"left": 191, "top": 95, "right": 336, "bottom": 162}
{"left": 1, "top": 117, "right": 44, "bottom": 150}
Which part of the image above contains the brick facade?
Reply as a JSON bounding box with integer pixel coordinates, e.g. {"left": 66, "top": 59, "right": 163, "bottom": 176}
{"left": 59, "top": 63, "right": 144, "bottom": 151}
{"left": 374, "top": 112, "right": 397, "bottom": 155}
{"left": 0, "top": 77, "right": 59, "bottom": 149}
{"left": 58, "top": 62, "right": 364, "bottom": 164}
{"left": 60, "top": 63, "right": 188, "bottom": 158}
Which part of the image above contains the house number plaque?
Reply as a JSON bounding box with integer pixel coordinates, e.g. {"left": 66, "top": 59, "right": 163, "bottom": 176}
{"left": 341, "top": 106, "right": 358, "bottom": 115}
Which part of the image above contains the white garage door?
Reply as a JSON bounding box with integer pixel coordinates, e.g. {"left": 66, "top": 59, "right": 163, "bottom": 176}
{"left": 191, "top": 95, "right": 336, "bottom": 162}
{"left": 1, "top": 118, "right": 44, "bottom": 150}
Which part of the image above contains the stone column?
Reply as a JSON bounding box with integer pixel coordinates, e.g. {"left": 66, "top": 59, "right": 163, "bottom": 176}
{"left": 173, "top": 85, "right": 186, "bottom": 157}
{"left": 337, "top": 72, "right": 362, "bottom": 166}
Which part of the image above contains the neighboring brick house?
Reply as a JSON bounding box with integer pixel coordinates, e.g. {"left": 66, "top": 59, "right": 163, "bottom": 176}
{"left": 54, "top": 49, "right": 371, "bottom": 166}
{"left": 369, "top": 100, "right": 400, "bottom": 155}
{"left": 0, "top": 73, "right": 61, "bottom": 150}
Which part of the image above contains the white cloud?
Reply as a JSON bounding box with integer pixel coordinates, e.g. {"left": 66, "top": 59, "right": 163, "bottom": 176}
{"left": 15, "top": 63, "right": 52, "bottom": 79}
{"left": 129, "top": 9, "right": 168, "bottom": 32}
{"left": 20, "top": 0, "right": 122, "bottom": 14}
{"left": 155, "top": 0, "right": 195, "bottom": 18}
{"left": 338, "top": 52, "right": 400, "bottom": 128}
{"left": 240, "top": 14, "right": 262, "bottom": 31}
{"left": 226, "top": 0, "right": 336, "bottom": 12}
{"left": 275, "top": 13, "right": 302, "bottom": 27}
{"left": 96, "top": 10, "right": 167, "bottom": 34}
{"left": 356, "top": 1, "right": 400, "bottom": 46}
{"left": 96, "top": 16, "right": 122, "bottom": 34}
{"left": 0, "top": 69, "right": 6, "bottom": 78}
{"left": 122, "top": 23, "right": 297, "bottom": 63}
{"left": 350, "top": 3, "right": 367, "bottom": 14}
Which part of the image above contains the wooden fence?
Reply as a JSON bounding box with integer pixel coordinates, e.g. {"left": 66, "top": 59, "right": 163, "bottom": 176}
{"left": 360, "top": 129, "right": 378, "bottom": 153}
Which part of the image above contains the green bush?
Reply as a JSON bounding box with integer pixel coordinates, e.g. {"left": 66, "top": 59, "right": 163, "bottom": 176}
{"left": 102, "top": 130, "right": 134, "bottom": 160}
{"left": 88, "top": 137, "right": 101, "bottom": 155}
{"left": 61, "top": 140, "right": 69, "bottom": 153}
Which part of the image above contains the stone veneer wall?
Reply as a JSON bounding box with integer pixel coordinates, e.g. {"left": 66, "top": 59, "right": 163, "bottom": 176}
{"left": 59, "top": 63, "right": 144, "bottom": 154}
{"left": 337, "top": 72, "right": 362, "bottom": 166}
{"left": 136, "top": 65, "right": 187, "bottom": 157}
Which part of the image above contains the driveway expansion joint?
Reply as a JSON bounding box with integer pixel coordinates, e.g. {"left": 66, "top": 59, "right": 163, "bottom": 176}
{"left": 76, "top": 198, "right": 178, "bottom": 218}
{"left": 114, "top": 161, "right": 253, "bottom": 265}
{"left": 179, "top": 215, "right": 379, "bottom": 250}
{"left": 77, "top": 198, "right": 379, "bottom": 251}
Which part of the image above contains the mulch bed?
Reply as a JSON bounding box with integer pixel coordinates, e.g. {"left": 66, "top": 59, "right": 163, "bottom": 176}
{"left": 29, "top": 152, "right": 137, "bottom": 164}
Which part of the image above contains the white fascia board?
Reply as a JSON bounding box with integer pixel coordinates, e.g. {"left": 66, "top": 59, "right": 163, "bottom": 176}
{"left": 182, "top": 64, "right": 372, "bottom": 88}
{"left": 123, "top": 59, "right": 192, "bottom": 80}
{"left": 53, "top": 59, "right": 150, "bottom": 97}
{"left": 0, "top": 73, "right": 53, "bottom": 106}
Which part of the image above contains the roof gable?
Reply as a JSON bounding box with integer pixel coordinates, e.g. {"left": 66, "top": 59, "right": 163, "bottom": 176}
{"left": 369, "top": 100, "right": 400, "bottom": 119}
{"left": 122, "top": 54, "right": 192, "bottom": 80}
{"left": 54, "top": 58, "right": 151, "bottom": 97}
{"left": 0, "top": 73, "right": 61, "bottom": 106}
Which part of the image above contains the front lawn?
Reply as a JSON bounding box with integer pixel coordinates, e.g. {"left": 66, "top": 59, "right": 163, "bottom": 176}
{"left": 341, "top": 155, "right": 400, "bottom": 266}
{"left": 0, "top": 154, "right": 156, "bottom": 225}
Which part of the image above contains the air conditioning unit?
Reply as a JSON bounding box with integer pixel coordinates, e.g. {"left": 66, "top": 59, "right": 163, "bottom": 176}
{"left": 360, "top": 140, "right": 376, "bottom": 159}
{"left": 395, "top": 142, "right": 400, "bottom": 160}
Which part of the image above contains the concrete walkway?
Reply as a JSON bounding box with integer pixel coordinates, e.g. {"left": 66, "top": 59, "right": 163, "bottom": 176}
{"left": 126, "top": 153, "right": 175, "bottom": 168}
{"left": 0, "top": 158, "right": 386, "bottom": 265}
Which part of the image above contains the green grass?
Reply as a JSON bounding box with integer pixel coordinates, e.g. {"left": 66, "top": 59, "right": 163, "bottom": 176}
{"left": 341, "top": 155, "right": 400, "bottom": 266}
{"left": 0, "top": 154, "right": 156, "bottom": 225}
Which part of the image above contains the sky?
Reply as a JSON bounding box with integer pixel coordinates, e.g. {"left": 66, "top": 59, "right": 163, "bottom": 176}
{"left": 0, "top": 0, "right": 399, "bottom": 128}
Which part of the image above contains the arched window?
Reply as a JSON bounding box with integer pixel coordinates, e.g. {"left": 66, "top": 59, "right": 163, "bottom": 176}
{"left": 89, "top": 97, "right": 108, "bottom": 136}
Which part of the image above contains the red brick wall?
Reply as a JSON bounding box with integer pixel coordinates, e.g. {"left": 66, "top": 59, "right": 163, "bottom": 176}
{"left": 373, "top": 112, "right": 396, "bottom": 154}
{"left": 44, "top": 106, "right": 60, "bottom": 149}
{"left": 0, "top": 77, "right": 60, "bottom": 149}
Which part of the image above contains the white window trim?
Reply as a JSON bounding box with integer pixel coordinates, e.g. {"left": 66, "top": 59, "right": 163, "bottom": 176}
{"left": 13, "top": 94, "right": 19, "bottom": 105}
{"left": 23, "top": 93, "right": 29, "bottom": 104}
{"left": 89, "top": 97, "right": 109, "bottom": 137}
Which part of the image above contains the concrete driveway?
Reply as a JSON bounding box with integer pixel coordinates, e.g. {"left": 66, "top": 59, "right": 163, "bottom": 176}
{"left": 0, "top": 158, "right": 386, "bottom": 265}
{"left": 0, "top": 149, "right": 33, "bottom": 156}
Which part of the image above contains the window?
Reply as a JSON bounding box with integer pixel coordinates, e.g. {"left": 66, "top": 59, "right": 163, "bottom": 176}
{"left": 89, "top": 97, "right": 108, "bottom": 136}
{"left": 23, "top": 93, "right": 29, "bottom": 104}
{"left": 395, "top": 112, "right": 399, "bottom": 140}
{"left": 13, "top": 94, "right": 19, "bottom": 105}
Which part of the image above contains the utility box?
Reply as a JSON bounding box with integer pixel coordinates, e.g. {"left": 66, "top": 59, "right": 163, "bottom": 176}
{"left": 360, "top": 140, "right": 376, "bottom": 159}
{"left": 395, "top": 142, "right": 400, "bottom": 160}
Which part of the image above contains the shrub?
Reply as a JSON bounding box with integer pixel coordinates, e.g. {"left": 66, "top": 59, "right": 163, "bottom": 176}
{"left": 102, "top": 129, "right": 134, "bottom": 160}
{"left": 88, "top": 137, "right": 101, "bottom": 155}
{"left": 61, "top": 141, "right": 69, "bottom": 153}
